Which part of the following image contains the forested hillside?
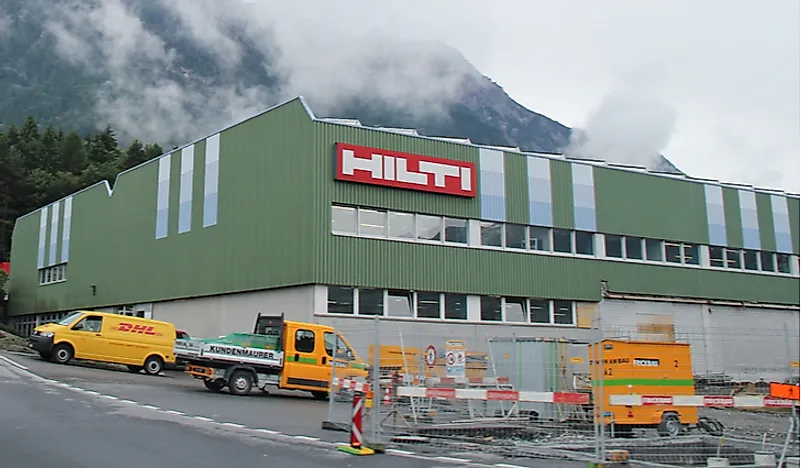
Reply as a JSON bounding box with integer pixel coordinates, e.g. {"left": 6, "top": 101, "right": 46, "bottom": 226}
{"left": 0, "top": 117, "right": 162, "bottom": 261}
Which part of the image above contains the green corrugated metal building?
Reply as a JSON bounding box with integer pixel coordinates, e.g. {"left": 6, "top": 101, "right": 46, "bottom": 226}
{"left": 6, "top": 97, "right": 800, "bottom": 380}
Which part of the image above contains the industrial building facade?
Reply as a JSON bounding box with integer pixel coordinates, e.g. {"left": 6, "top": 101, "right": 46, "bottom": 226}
{"left": 8, "top": 97, "right": 801, "bottom": 382}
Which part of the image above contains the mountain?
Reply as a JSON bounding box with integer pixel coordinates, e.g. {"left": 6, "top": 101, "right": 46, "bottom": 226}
{"left": 0, "top": 0, "right": 682, "bottom": 173}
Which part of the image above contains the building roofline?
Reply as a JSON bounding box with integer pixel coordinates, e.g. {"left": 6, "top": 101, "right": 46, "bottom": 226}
{"left": 15, "top": 95, "right": 800, "bottom": 222}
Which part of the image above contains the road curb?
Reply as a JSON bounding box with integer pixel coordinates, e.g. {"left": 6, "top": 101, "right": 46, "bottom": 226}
{"left": 0, "top": 353, "right": 528, "bottom": 468}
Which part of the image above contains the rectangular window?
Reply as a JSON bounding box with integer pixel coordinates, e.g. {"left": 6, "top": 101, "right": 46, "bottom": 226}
{"left": 444, "top": 293, "right": 467, "bottom": 320}
{"left": 480, "top": 296, "right": 502, "bottom": 322}
{"left": 664, "top": 242, "right": 682, "bottom": 264}
{"left": 504, "top": 297, "right": 527, "bottom": 322}
{"left": 327, "top": 287, "right": 355, "bottom": 314}
{"left": 505, "top": 224, "right": 527, "bottom": 250}
{"left": 726, "top": 249, "right": 741, "bottom": 269}
{"left": 416, "top": 292, "right": 441, "bottom": 319}
{"left": 552, "top": 301, "right": 574, "bottom": 325}
{"left": 388, "top": 212, "right": 414, "bottom": 239}
{"left": 683, "top": 243, "right": 700, "bottom": 265}
{"left": 575, "top": 231, "right": 594, "bottom": 255}
{"left": 553, "top": 228, "right": 572, "bottom": 253}
{"left": 625, "top": 237, "right": 643, "bottom": 260}
{"left": 529, "top": 299, "right": 550, "bottom": 323}
{"left": 358, "top": 288, "right": 384, "bottom": 315}
{"left": 444, "top": 218, "right": 468, "bottom": 244}
{"left": 331, "top": 205, "right": 357, "bottom": 234}
{"left": 605, "top": 234, "right": 623, "bottom": 258}
{"left": 386, "top": 290, "right": 413, "bottom": 317}
{"left": 480, "top": 222, "right": 503, "bottom": 247}
{"left": 743, "top": 250, "right": 758, "bottom": 271}
{"left": 358, "top": 208, "right": 387, "bottom": 237}
{"left": 760, "top": 252, "right": 775, "bottom": 272}
{"left": 709, "top": 246, "right": 725, "bottom": 268}
{"left": 416, "top": 214, "right": 442, "bottom": 241}
{"left": 529, "top": 227, "right": 551, "bottom": 251}
{"left": 294, "top": 329, "right": 316, "bottom": 353}
{"left": 777, "top": 253, "right": 791, "bottom": 273}
{"left": 646, "top": 239, "right": 663, "bottom": 261}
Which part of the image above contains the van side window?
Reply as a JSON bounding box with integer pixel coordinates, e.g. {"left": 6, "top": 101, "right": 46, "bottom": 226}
{"left": 72, "top": 315, "right": 103, "bottom": 333}
{"left": 294, "top": 329, "right": 315, "bottom": 353}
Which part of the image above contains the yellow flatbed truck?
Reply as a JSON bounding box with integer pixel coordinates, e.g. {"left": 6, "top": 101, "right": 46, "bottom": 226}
{"left": 590, "top": 339, "right": 723, "bottom": 437}
{"left": 178, "top": 314, "right": 367, "bottom": 400}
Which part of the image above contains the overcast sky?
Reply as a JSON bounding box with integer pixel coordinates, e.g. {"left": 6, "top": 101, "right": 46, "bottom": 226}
{"left": 363, "top": 0, "right": 801, "bottom": 193}
{"left": 42, "top": 0, "right": 800, "bottom": 193}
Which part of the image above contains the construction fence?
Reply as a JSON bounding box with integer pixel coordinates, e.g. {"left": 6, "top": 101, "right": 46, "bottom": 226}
{"left": 323, "top": 314, "right": 800, "bottom": 467}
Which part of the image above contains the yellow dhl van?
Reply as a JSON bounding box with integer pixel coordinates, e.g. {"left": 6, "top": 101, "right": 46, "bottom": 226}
{"left": 181, "top": 314, "right": 368, "bottom": 399}
{"left": 28, "top": 310, "right": 177, "bottom": 375}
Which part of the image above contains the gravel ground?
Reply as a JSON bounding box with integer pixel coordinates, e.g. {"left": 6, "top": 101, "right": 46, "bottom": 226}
{"left": 700, "top": 407, "right": 798, "bottom": 445}
{"left": 0, "top": 330, "right": 34, "bottom": 354}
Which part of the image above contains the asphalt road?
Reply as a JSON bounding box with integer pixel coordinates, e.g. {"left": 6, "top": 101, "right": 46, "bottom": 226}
{"left": 0, "top": 357, "right": 516, "bottom": 468}
{"left": 0, "top": 352, "right": 594, "bottom": 468}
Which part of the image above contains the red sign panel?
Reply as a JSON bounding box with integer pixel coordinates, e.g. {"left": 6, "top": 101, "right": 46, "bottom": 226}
{"left": 703, "top": 396, "right": 734, "bottom": 407}
{"left": 334, "top": 142, "right": 477, "bottom": 197}
{"left": 641, "top": 396, "right": 674, "bottom": 406}
{"left": 118, "top": 322, "right": 156, "bottom": 335}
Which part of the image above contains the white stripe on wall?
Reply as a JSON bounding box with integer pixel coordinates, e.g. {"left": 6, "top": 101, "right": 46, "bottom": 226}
{"left": 203, "top": 134, "right": 220, "bottom": 228}
{"left": 771, "top": 194, "right": 792, "bottom": 253}
{"left": 37, "top": 206, "right": 48, "bottom": 269}
{"left": 526, "top": 157, "right": 553, "bottom": 226}
{"left": 60, "top": 197, "right": 73, "bottom": 263}
{"left": 155, "top": 155, "right": 172, "bottom": 239}
{"left": 704, "top": 184, "right": 727, "bottom": 246}
{"left": 738, "top": 190, "right": 760, "bottom": 250}
{"left": 48, "top": 201, "right": 60, "bottom": 266}
{"left": 178, "top": 146, "right": 194, "bottom": 234}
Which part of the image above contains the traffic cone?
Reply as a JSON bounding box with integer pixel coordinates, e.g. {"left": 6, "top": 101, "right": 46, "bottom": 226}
{"left": 382, "top": 387, "right": 391, "bottom": 405}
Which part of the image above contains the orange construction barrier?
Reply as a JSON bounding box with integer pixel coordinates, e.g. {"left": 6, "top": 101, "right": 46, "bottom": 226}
{"left": 769, "top": 382, "right": 800, "bottom": 401}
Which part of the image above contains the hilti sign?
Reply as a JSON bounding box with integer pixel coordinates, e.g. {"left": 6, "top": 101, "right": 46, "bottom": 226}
{"left": 334, "top": 143, "right": 476, "bottom": 197}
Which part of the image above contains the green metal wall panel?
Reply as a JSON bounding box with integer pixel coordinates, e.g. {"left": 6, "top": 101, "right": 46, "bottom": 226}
{"left": 9, "top": 100, "right": 315, "bottom": 315}
{"left": 504, "top": 152, "right": 529, "bottom": 224}
{"left": 756, "top": 192, "right": 777, "bottom": 252}
{"left": 318, "top": 236, "right": 799, "bottom": 305}
{"left": 722, "top": 187, "right": 743, "bottom": 248}
{"left": 594, "top": 167, "right": 708, "bottom": 242}
{"left": 550, "top": 160, "right": 574, "bottom": 229}
{"left": 788, "top": 197, "right": 800, "bottom": 254}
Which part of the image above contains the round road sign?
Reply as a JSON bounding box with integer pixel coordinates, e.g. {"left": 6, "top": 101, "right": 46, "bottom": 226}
{"left": 424, "top": 345, "right": 437, "bottom": 367}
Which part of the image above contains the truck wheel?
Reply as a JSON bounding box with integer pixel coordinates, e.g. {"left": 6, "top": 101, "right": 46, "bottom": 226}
{"left": 204, "top": 379, "right": 225, "bottom": 393}
{"left": 657, "top": 413, "right": 682, "bottom": 437}
{"left": 143, "top": 355, "right": 164, "bottom": 375}
{"left": 228, "top": 370, "right": 253, "bottom": 396}
{"left": 51, "top": 343, "right": 74, "bottom": 364}
{"left": 311, "top": 391, "right": 328, "bottom": 401}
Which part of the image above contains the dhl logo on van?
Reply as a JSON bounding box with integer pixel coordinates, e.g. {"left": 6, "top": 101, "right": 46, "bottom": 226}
{"left": 117, "top": 322, "right": 161, "bottom": 336}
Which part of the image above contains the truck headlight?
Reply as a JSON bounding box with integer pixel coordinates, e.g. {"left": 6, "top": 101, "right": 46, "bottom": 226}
{"left": 38, "top": 332, "right": 54, "bottom": 338}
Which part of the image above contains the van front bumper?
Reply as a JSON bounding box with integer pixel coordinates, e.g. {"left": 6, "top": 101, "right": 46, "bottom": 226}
{"left": 28, "top": 333, "right": 55, "bottom": 354}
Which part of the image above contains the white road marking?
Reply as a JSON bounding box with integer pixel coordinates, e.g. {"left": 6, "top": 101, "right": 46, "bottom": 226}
{"left": 163, "top": 410, "right": 184, "bottom": 415}
{"left": 434, "top": 456, "right": 471, "bottom": 463}
{"left": 494, "top": 464, "right": 528, "bottom": 468}
{"left": 118, "top": 399, "right": 137, "bottom": 405}
{"left": 292, "top": 435, "right": 319, "bottom": 441}
{"left": 386, "top": 449, "right": 415, "bottom": 455}
{"left": 220, "top": 422, "right": 245, "bottom": 428}
{"left": 100, "top": 395, "right": 119, "bottom": 400}
{"left": 141, "top": 404, "right": 160, "bottom": 410}
{"left": 255, "top": 428, "right": 280, "bottom": 434}
{"left": 193, "top": 416, "right": 214, "bottom": 422}
{"left": 0, "top": 355, "right": 29, "bottom": 370}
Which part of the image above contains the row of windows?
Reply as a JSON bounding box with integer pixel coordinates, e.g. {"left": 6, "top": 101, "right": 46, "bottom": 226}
{"left": 331, "top": 205, "right": 797, "bottom": 276}
{"left": 39, "top": 264, "right": 67, "bottom": 285}
{"left": 326, "top": 286, "right": 577, "bottom": 326}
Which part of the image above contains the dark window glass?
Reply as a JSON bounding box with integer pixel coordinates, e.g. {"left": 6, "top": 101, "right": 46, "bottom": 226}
{"left": 529, "top": 300, "right": 550, "bottom": 323}
{"left": 605, "top": 234, "right": 623, "bottom": 258}
{"left": 328, "top": 287, "right": 354, "bottom": 314}
{"left": 646, "top": 239, "right": 663, "bottom": 261}
{"left": 777, "top": 254, "right": 791, "bottom": 273}
{"left": 760, "top": 252, "right": 775, "bottom": 272}
{"left": 625, "top": 237, "right": 643, "bottom": 260}
{"left": 665, "top": 242, "right": 682, "bottom": 264}
{"left": 553, "top": 301, "right": 574, "bottom": 325}
{"left": 529, "top": 227, "right": 551, "bottom": 251}
{"left": 416, "top": 292, "right": 441, "bottom": 319}
{"left": 683, "top": 244, "right": 700, "bottom": 265}
{"left": 743, "top": 250, "right": 758, "bottom": 271}
{"left": 709, "top": 246, "right": 725, "bottom": 268}
{"left": 575, "top": 231, "right": 594, "bottom": 255}
{"left": 553, "top": 229, "right": 572, "bottom": 253}
{"left": 295, "top": 329, "right": 315, "bottom": 353}
{"left": 480, "top": 296, "right": 502, "bottom": 322}
{"left": 505, "top": 224, "right": 527, "bottom": 250}
{"left": 444, "top": 218, "right": 468, "bottom": 244}
{"left": 480, "top": 222, "right": 503, "bottom": 247}
{"left": 358, "top": 288, "right": 383, "bottom": 316}
{"left": 444, "top": 294, "right": 467, "bottom": 320}
{"left": 726, "top": 249, "right": 741, "bottom": 269}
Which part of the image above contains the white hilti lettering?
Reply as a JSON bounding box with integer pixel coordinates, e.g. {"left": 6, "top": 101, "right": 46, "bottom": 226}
{"left": 460, "top": 167, "right": 472, "bottom": 192}
{"left": 395, "top": 157, "right": 427, "bottom": 185}
{"left": 418, "top": 161, "right": 460, "bottom": 188}
{"left": 383, "top": 156, "right": 396, "bottom": 181}
{"left": 342, "top": 149, "right": 382, "bottom": 179}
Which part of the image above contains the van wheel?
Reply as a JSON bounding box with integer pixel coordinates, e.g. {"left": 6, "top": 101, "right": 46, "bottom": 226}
{"left": 143, "top": 355, "right": 164, "bottom": 375}
{"left": 204, "top": 379, "right": 225, "bottom": 393}
{"left": 657, "top": 413, "right": 682, "bottom": 437}
{"left": 51, "top": 344, "right": 74, "bottom": 364}
{"left": 311, "top": 391, "right": 328, "bottom": 401}
{"left": 228, "top": 370, "right": 253, "bottom": 396}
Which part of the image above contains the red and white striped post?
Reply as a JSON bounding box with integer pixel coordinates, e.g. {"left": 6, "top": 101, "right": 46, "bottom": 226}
{"left": 350, "top": 392, "right": 365, "bottom": 448}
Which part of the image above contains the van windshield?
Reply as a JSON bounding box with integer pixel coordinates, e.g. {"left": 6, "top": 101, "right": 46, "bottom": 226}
{"left": 56, "top": 311, "right": 83, "bottom": 327}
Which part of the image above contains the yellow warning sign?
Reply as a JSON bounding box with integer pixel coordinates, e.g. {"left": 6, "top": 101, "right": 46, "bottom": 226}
{"left": 791, "top": 361, "right": 799, "bottom": 369}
